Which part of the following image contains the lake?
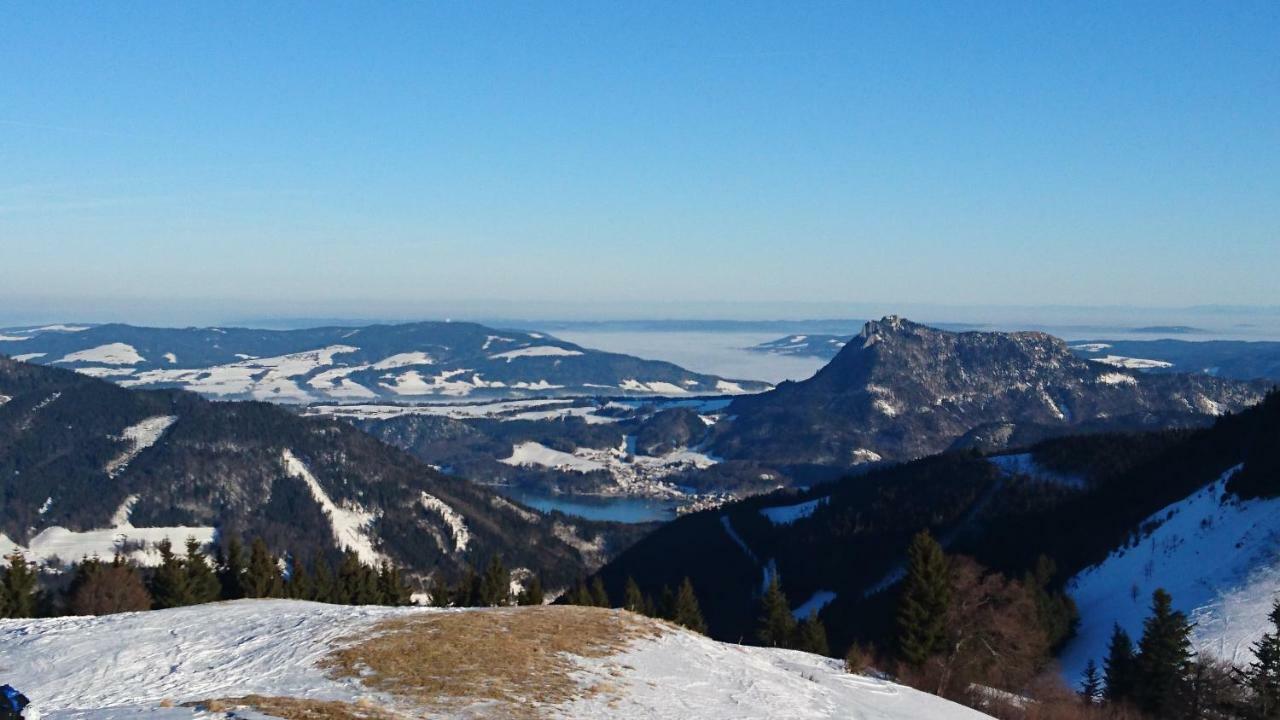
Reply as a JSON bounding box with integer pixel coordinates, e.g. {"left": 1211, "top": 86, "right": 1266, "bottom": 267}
{"left": 494, "top": 486, "right": 678, "bottom": 524}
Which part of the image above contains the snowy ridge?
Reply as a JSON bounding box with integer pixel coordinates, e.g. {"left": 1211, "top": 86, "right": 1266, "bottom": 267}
{"left": 1059, "top": 465, "right": 1280, "bottom": 681}
{"left": 419, "top": 492, "right": 471, "bottom": 553}
{"left": 280, "top": 449, "right": 384, "bottom": 565}
{"left": 0, "top": 600, "right": 994, "bottom": 720}
{"left": 105, "top": 415, "right": 177, "bottom": 478}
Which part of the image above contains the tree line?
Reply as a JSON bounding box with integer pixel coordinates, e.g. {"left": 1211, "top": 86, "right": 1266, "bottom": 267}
{"left": 0, "top": 535, "right": 412, "bottom": 618}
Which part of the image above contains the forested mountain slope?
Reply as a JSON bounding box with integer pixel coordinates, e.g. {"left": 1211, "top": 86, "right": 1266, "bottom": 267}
{"left": 0, "top": 356, "right": 645, "bottom": 587}
{"left": 593, "top": 390, "right": 1280, "bottom": 666}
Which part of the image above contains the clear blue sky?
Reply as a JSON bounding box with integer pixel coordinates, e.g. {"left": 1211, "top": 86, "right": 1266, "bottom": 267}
{"left": 1, "top": 2, "right": 1277, "bottom": 324}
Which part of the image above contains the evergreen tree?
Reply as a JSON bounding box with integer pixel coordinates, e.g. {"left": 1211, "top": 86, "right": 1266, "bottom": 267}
{"left": 1103, "top": 624, "right": 1137, "bottom": 702}
{"left": 453, "top": 566, "right": 481, "bottom": 607}
{"left": 657, "top": 585, "right": 676, "bottom": 620}
{"left": 672, "top": 577, "right": 707, "bottom": 634}
{"left": 895, "top": 530, "right": 951, "bottom": 667}
{"left": 623, "top": 577, "right": 646, "bottom": 614}
{"left": 795, "top": 611, "right": 830, "bottom": 656}
{"left": 1024, "top": 555, "right": 1079, "bottom": 650}
{"left": 378, "top": 562, "right": 411, "bottom": 606}
{"left": 333, "top": 551, "right": 378, "bottom": 605}
{"left": 516, "top": 575, "right": 544, "bottom": 606}
{"left": 479, "top": 555, "right": 509, "bottom": 606}
{"left": 244, "top": 538, "right": 283, "bottom": 599}
{"left": 287, "top": 553, "right": 313, "bottom": 601}
{"left": 756, "top": 576, "right": 796, "bottom": 648}
{"left": 1248, "top": 599, "right": 1280, "bottom": 718}
{"left": 2, "top": 552, "right": 37, "bottom": 618}
{"left": 218, "top": 536, "right": 247, "bottom": 600}
{"left": 310, "top": 553, "right": 334, "bottom": 603}
{"left": 590, "top": 576, "right": 610, "bottom": 608}
{"left": 150, "top": 539, "right": 195, "bottom": 609}
{"left": 1079, "top": 658, "right": 1102, "bottom": 703}
{"left": 1134, "top": 588, "right": 1194, "bottom": 716}
{"left": 566, "top": 579, "right": 595, "bottom": 607}
{"left": 184, "top": 537, "right": 221, "bottom": 604}
{"left": 428, "top": 573, "right": 452, "bottom": 607}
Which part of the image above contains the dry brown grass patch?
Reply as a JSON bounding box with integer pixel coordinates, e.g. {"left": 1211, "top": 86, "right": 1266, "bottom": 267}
{"left": 320, "top": 605, "right": 666, "bottom": 718}
{"left": 189, "top": 696, "right": 398, "bottom": 720}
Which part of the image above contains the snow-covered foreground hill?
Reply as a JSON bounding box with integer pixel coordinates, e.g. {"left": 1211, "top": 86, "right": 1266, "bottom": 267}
{"left": 0, "top": 600, "right": 992, "bottom": 720}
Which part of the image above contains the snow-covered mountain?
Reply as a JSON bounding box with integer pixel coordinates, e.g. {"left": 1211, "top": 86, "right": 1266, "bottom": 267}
{"left": 749, "top": 330, "right": 1280, "bottom": 383}
{"left": 714, "top": 316, "right": 1269, "bottom": 466}
{"left": 0, "top": 599, "right": 994, "bottom": 720}
{"left": 0, "top": 321, "right": 769, "bottom": 402}
{"left": 0, "top": 356, "right": 643, "bottom": 587}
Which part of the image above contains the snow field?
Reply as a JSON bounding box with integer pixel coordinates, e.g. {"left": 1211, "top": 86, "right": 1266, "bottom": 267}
{"left": 0, "top": 600, "right": 995, "bottom": 720}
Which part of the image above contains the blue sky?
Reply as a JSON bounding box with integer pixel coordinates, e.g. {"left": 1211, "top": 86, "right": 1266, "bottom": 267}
{"left": 1, "top": 2, "right": 1277, "bottom": 324}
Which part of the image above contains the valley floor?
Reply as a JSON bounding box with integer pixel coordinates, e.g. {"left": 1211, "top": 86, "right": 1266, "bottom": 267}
{"left": 0, "top": 600, "right": 992, "bottom": 720}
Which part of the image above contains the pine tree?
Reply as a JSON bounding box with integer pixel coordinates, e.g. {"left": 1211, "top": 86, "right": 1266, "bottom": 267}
{"left": 428, "top": 573, "right": 452, "bottom": 607}
{"left": 0, "top": 564, "right": 8, "bottom": 618}
{"left": 244, "top": 538, "right": 283, "bottom": 599}
{"left": 218, "top": 536, "right": 247, "bottom": 600}
{"left": 1103, "top": 624, "right": 1137, "bottom": 702}
{"left": 184, "top": 537, "right": 221, "bottom": 604}
{"left": 623, "top": 577, "right": 646, "bottom": 614}
{"left": 756, "top": 576, "right": 796, "bottom": 648}
{"left": 1079, "top": 658, "right": 1102, "bottom": 703}
{"left": 567, "top": 579, "right": 595, "bottom": 607}
{"left": 311, "top": 553, "right": 334, "bottom": 603}
{"left": 516, "top": 575, "right": 544, "bottom": 606}
{"left": 480, "top": 555, "right": 509, "bottom": 606}
{"left": 658, "top": 585, "right": 676, "bottom": 620}
{"left": 150, "top": 539, "right": 195, "bottom": 609}
{"left": 2, "top": 552, "right": 37, "bottom": 618}
{"left": 1134, "top": 588, "right": 1194, "bottom": 716}
{"left": 895, "top": 530, "right": 951, "bottom": 667}
{"left": 378, "top": 562, "right": 411, "bottom": 606}
{"left": 590, "top": 577, "right": 610, "bottom": 608}
{"left": 1248, "top": 599, "right": 1280, "bottom": 718}
{"left": 284, "top": 553, "right": 312, "bottom": 600}
{"left": 672, "top": 577, "right": 707, "bottom": 634}
{"left": 795, "top": 611, "right": 830, "bottom": 656}
{"left": 454, "top": 566, "right": 481, "bottom": 607}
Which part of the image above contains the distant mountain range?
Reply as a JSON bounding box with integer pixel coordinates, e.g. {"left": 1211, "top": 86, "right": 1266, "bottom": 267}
{"left": 749, "top": 330, "right": 1280, "bottom": 383}
{"left": 716, "top": 317, "right": 1269, "bottom": 468}
{"left": 317, "top": 318, "right": 1271, "bottom": 503}
{"left": 0, "top": 322, "right": 770, "bottom": 403}
{"left": 0, "top": 356, "right": 647, "bottom": 587}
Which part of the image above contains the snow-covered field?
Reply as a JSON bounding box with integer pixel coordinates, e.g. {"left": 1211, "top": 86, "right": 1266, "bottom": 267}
{"left": 0, "top": 600, "right": 993, "bottom": 720}
{"left": 1059, "top": 466, "right": 1280, "bottom": 682}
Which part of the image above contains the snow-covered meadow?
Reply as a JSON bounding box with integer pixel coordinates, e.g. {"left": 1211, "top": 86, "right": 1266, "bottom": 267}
{"left": 0, "top": 600, "right": 994, "bottom": 720}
